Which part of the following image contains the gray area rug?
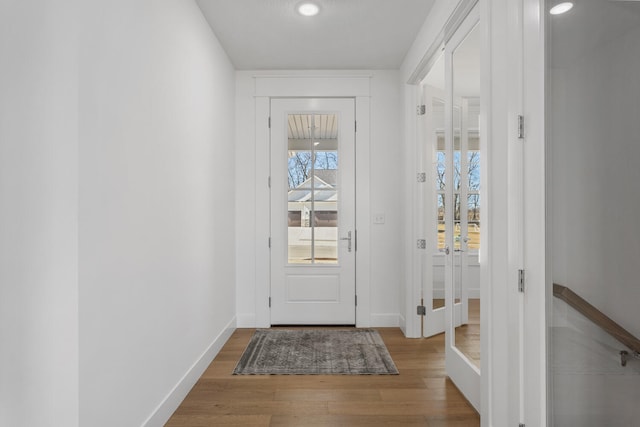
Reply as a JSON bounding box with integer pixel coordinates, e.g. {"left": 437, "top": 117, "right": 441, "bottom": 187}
{"left": 233, "top": 329, "right": 399, "bottom": 375}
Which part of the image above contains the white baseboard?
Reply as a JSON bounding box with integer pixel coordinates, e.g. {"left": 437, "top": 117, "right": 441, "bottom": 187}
{"left": 370, "top": 313, "right": 399, "bottom": 327}
{"left": 236, "top": 313, "right": 256, "bottom": 328}
{"left": 142, "top": 316, "right": 236, "bottom": 427}
{"left": 398, "top": 314, "right": 407, "bottom": 335}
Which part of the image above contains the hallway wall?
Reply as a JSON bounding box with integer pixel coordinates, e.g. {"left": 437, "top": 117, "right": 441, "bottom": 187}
{"left": 549, "top": 3, "right": 640, "bottom": 423}
{"left": 78, "top": 0, "right": 236, "bottom": 426}
{"left": 0, "top": 2, "right": 79, "bottom": 426}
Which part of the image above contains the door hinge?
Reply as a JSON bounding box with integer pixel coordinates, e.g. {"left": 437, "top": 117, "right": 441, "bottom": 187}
{"left": 268, "top": 116, "right": 271, "bottom": 128}
{"left": 268, "top": 176, "right": 271, "bottom": 188}
{"left": 417, "top": 105, "right": 426, "bottom": 115}
{"left": 518, "top": 269, "right": 525, "bottom": 293}
{"left": 519, "top": 424, "right": 525, "bottom": 427}
{"left": 355, "top": 295, "right": 358, "bottom": 307}
{"left": 416, "top": 172, "right": 426, "bottom": 183}
{"left": 355, "top": 120, "right": 357, "bottom": 133}
{"left": 417, "top": 239, "right": 426, "bottom": 249}
{"left": 517, "top": 114, "right": 524, "bottom": 139}
{"left": 268, "top": 237, "right": 271, "bottom": 248}
{"left": 269, "top": 297, "right": 271, "bottom": 308}
{"left": 417, "top": 305, "right": 426, "bottom": 316}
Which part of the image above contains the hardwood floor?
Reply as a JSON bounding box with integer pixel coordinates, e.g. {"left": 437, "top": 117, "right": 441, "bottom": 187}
{"left": 455, "top": 299, "right": 480, "bottom": 369}
{"left": 430, "top": 298, "right": 480, "bottom": 369}
{"left": 166, "top": 328, "right": 480, "bottom": 426}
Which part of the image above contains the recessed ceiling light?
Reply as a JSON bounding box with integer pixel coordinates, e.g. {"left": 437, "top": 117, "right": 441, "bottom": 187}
{"left": 550, "top": 2, "right": 573, "bottom": 15}
{"left": 297, "top": 2, "right": 320, "bottom": 17}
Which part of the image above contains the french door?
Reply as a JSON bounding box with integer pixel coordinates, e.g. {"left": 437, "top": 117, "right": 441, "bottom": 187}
{"left": 419, "top": 85, "right": 447, "bottom": 338}
{"left": 443, "top": 6, "right": 481, "bottom": 410}
{"left": 270, "top": 98, "right": 356, "bottom": 325}
{"left": 420, "top": 82, "right": 479, "bottom": 338}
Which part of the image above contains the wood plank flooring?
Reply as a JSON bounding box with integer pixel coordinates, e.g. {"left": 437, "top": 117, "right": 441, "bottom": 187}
{"left": 166, "top": 328, "right": 480, "bottom": 426}
{"left": 454, "top": 299, "right": 480, "bottom": 369}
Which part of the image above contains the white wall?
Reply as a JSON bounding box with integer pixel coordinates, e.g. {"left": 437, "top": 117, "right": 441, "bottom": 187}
{"left": 235, "top": 70, "right": 403, "bottom": 327}
{"left": 78, "top": 1, "right": 236, "bottom": 426}
{"left": 369, "top": 71, "right": 404, "bottom": 325}
{"left": 550, "top": 1, "right": 640, "bottom": 423}
{"left": 0, "top": 2, "right": 79, "bottom": 426}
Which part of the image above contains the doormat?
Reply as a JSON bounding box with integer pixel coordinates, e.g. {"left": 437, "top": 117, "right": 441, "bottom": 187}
{"left": 233, "top": 329, "right": 399, "bottom": 375}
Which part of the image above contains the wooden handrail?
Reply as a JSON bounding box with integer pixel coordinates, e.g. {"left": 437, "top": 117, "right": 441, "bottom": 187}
{"left": 553, "top": 283, "right": 640, "bottom": 355}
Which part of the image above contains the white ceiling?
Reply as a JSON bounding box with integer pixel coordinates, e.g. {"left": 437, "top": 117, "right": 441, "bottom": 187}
{"left": 195, "top": 0, "right": 436, "bottom": 70}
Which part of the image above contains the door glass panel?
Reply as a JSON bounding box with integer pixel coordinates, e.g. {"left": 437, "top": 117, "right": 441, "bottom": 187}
{"left": 287, "top": 114, "right": 339, "bottom": 264}
{"left": 467, "top": 145, "right": 481, "bottom": 251}
{"left": 452, "top": 21, "right": 481, "bottom": 369}
{"left": 436, "top": 132, "right": 447, "bottom": 251}
{"left": 548, "top": 1, "right": 640, "bottom": 424}
{"left": 434, "top": 192, "right": 446, "bottom": 310}
{"left": 467, "top": 194, "right": 480, "bottom": 251}
{"left": 434, "top": 96, "right": 446, "bottom": 309}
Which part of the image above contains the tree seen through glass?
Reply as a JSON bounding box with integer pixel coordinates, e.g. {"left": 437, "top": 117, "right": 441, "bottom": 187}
{"left": 436, "top": 148, "right": 481, "bottom": 250}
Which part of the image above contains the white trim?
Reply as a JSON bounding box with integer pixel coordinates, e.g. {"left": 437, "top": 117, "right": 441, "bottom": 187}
{"left": 255, "top": 76, "right": 371, "bottom": 98}
{"left": 370, "top": 314, "right": 400, "bottom": 328}
{"left": 523, "top": 0, "right": 547, "bottom": 424}
{"left": 506, "top": 0, "right": 526, "bottom": 424}
{"left": 404, "top": 84, "right": 421, "bottom": 338}
{"left": 142, "top": 318, "right": 236, "bottom": 427}
{"left": 255, "top": 96, "right": 271, "bottom": 328}
{"left": 482, "top": 0, "right": 515, "bottom": 424}
{"left": 398, "top": 314, "right": 407, "bottom": 336}
{"left": 355, "top": 96, "right": 372, "bottom": 328}
{"left": 236, "top": 313, "right": 256, "bottom": 328}
{"left": 252, "top": 74, "right": 372, "bottom": 328}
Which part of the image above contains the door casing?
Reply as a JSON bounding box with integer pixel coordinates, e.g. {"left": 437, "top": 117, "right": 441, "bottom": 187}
{"left": 253, "top": 75, "right": 372, "bottom": 328}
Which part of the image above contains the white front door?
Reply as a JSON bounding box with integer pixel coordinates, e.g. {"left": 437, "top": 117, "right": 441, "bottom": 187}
{"left": 270, "top": 98, "right": 356, "bottom": 325}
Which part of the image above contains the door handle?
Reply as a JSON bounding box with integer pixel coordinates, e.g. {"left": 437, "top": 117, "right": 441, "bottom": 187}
{"left": 340, "top": 231, "right": 352, "bottom": 252}
{"left": 443, "top": 245, "right": 450, "bottom": 255}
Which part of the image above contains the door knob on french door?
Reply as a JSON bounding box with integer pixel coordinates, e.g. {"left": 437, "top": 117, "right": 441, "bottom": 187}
{"left": 443, "top": 245, "right": 450, "bottom": 255}
{"left": 340, "top": 231, "right": 352, "bottom": 252}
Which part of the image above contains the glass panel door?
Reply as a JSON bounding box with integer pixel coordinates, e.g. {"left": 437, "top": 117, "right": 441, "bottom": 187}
{"left": 419, "top": 76, "right": 447, "bottom": 337}
{"left": 548, "top": 1, "right": 640, "bottom": 424}
{"left": 270, "top": 98, "right": 356, "bottom": 325}
{"left": 444, "top": 5, "right": 481, "bottom": 410}
{"left": 287, "top": 113, "right": 339, "bottom": 265}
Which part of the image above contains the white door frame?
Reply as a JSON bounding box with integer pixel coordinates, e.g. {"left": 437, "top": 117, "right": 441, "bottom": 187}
{"left": 253, "top": 75, "right": 372, "bottom": 328}
{"left": 405, "top": 0, "right": 547, "bottom": 424}
{"left": 522, "top": 0, "right": 547, "bottom": 424}
{"left": 481, "top": 0, "right": 547, "bottom": 424}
